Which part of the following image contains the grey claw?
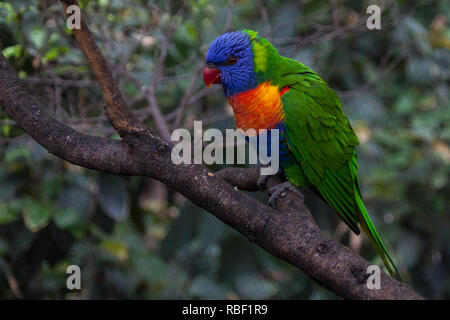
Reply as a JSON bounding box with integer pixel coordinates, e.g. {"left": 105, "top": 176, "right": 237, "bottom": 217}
{"left": 257, "top": 174, "right": 270, "bottom": 190}
{"left": 268, "top": 181, "right": 304, "bottom": 207}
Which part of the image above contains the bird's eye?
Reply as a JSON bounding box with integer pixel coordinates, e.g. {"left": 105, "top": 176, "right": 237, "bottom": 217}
{"left": 227, "top": 56, "right": 237, "bottom": 65}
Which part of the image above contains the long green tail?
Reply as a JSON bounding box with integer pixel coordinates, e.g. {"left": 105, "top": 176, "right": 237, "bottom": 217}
{"left": 349, "top": 154, "right": 403, "bottom": 282}
{"left": 354, "top": 186, "right": 404, "bottom": 282}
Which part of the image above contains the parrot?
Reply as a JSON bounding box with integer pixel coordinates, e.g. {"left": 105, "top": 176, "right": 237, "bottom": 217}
{"left": 203, "top": 29, "right": 403, "bottom": 281}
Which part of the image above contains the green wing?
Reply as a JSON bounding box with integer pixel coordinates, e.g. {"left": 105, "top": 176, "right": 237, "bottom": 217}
{"left": 283, "top": 76, "right": 361, "bottom": 235}
{"left": 275, "top": 60, "right": 360, "bottom": 233}
{"left": 276, "top": 59, "right": 403, "bottom": 280}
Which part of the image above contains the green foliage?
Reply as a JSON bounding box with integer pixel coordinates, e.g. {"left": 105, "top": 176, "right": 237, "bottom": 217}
{"left": 0, "top": 0, "right": 449, "bottom": 299}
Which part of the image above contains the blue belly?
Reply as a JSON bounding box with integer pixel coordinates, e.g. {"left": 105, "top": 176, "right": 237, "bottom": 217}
{"left": 244, "top": 123, "right": 296, "bottom": 176}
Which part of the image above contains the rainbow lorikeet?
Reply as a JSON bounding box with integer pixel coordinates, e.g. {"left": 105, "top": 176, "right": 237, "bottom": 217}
{"left": 203, "top": 29, "right": 403, "bottom": 281}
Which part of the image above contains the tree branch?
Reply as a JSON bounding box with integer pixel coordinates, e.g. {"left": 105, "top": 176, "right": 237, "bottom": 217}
{"left": 0, "top": 1, "right": 424, "bottom": 299}
{"left": 60, "top": 0, "right": 146, "bottom": 136}
{"left": 216, "top": 167, "right": 424, "bottom": 299}
{"left": 0, "top": 55, "right": 139, "bottom": 175}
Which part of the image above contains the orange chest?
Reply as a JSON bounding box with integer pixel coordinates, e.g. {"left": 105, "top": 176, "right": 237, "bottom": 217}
{"left": 227, "top": 82, "right": 286, "bottom": 132}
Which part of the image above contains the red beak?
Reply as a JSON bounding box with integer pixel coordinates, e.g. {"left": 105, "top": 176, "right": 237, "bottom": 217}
{"left": 203, "top": 67, "right": 221, "bottom": 87}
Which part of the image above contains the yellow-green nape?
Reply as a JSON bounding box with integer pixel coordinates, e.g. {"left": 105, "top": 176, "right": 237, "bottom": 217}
{"left": 241, "top": 29, "right": 267, "bottom": 72}
{"left": 242, "top": 29, "right": 258, "bottom": 39}
{"left": 253, "top": 40, "right": 267, "bottom": 72}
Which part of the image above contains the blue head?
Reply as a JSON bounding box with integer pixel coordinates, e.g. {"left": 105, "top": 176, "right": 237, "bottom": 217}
{"left": 204, "top": 31, "right": 257, "bottom": 97}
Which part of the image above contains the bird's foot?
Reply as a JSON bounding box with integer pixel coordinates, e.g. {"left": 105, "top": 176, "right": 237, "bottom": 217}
{"left": 268, "top": 181, "right": 304, "bottom": 207}
{"left": 257, "top": 165, "right": 282, "bottom": 190}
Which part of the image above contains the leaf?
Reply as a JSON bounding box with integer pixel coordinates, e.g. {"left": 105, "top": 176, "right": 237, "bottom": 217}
{"left": 2, "top": 124, "right": 10, "bottom": 137}
{"left": 2, "top": 44, "right": 22, "bottom": 59}
{"left": 131, "top": 252, "right": 168, "bottom": 285}
{"left": 0, "top": 199, "right": 27, "bottom": 224}
{"left": 0, "top": 206, "right": 20, "bottom": 224}
{"left": 5, "top": 147, "right": 30, "bottom": 163}
{"left": 29, "top": 27, "right": 46, "bottom": 50}
{"left": 57, "top": 184, "right": 91, "bottom": 218}
{"left": 53, "top": 208, "right": 82, "bottom": 230}
{"left": 393, "top": 94, "right": 415, "bottom": 115}
{"left": 188, "top": 276, "right": 225, "bottom": 299}
{"left": 0, "top": 2, "right": 16, "bottom": 22}
{"left": 98, "top": 174, "right": 130, "bottom": 221}
{"left": 234, "top": 273, "right": 278, "bottom": 299}
{"left": 23, "top": 201, "right": 52, "bottom": 232}
{"left": 43, "top": 46, "right": 68, "bottom": 63}
{"left": 102, "top": 239, "right": 129, "bottom": 261}
{"left": 4, "top": 138, "right": 47, "bottom": 163}
{"left": 406, "top": 58, "right": 440, "bottom": 84}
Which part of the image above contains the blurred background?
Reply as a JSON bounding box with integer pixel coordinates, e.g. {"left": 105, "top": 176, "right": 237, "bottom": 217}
{"left": 0, "top": 0, "right": 448, "bottom": 299}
